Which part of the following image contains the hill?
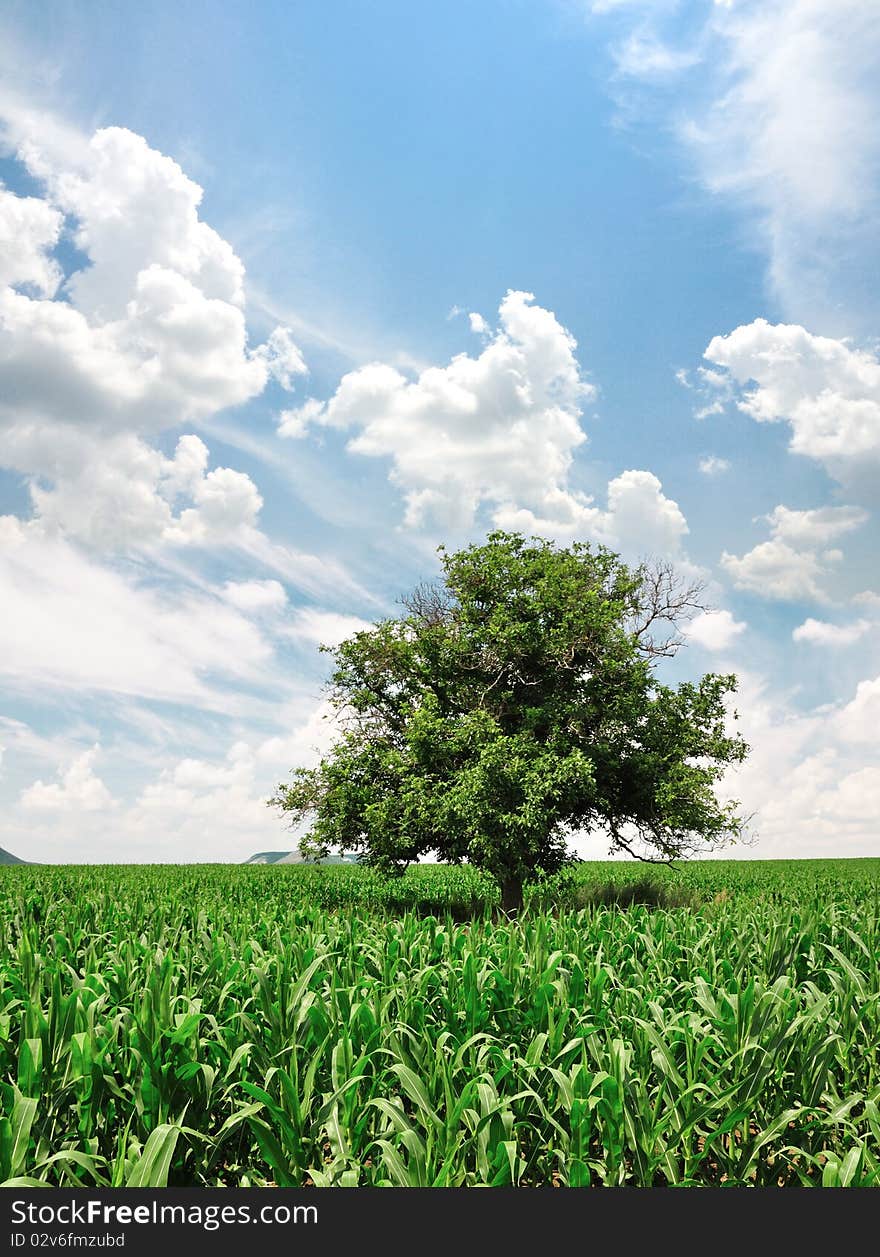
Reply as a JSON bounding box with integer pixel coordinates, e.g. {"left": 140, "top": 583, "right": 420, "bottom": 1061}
{"left": 0, "top": 847, "right": 27, "bottom": 865}
{"left": 244, "top": 850, "right": 359, "bottom": 865}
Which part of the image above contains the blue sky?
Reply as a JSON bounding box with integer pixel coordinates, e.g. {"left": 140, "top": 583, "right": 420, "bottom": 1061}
{"left": 0, "top": 0, "right": 878, "bottom": 862}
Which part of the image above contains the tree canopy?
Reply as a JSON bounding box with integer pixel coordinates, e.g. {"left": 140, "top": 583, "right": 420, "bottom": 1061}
{"left": 271, "top": 532, "right": 749, "bottom": 909}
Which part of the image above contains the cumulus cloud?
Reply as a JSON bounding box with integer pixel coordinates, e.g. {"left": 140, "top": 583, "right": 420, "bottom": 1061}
{"left": 253, "top": 326, "right": 308, "bottom": 390}
{"left": 833, "top": 676, "right": 880, "bottom": 744}
{"left": 4, "top": 697, "right": 345, "bottom": 861}
{"left": 708, "top": 670, "right": 880, "bottom": 858}
{"left": 684, "top": 608, "right": 747, "bottom": 652}
{"left": 280, "top": 290, "right": 592, "bottom": 530}
{"left": 164, "top": 466, "right": 263, "bottom": 545}
{"left": 13, "top": 666, "right": 880, "bottom": 862}
{"left": 127, "top": 704, "right": 345, "bottom": 861}
{"left": 27, "top": 125, "right": 245, "bottom": 314}
{"left": 277, "top": 397, "right": 325, "bottom": 440}
{"left": 255, "top": 698, "right": 341, "bottom": 772}
{"left": 0, "top": 256, "right": 266, "bottom": 435}
{"left": 490, "top": 469, "right": 689, "bottom": 558}
{"left": 9, "top": 738, "right": 273, "bottom": 863}
{"left": 702, "top": 319, "right": 880, "bottom": 497}
{"left": 598, "top": 468, "right": 688, "bottom": 556}
{"left": 764, "top": 503, "right": 869, "bottom": 547}
{"left": 722, "top": 541, "right": 833, "bottom": 603}
{"left": 280, "top": 290, "right": 688, "bottom": 555}
{"left": 0, "top": 124, "right": 305, "bottom": 553}
{"left": 792, "top": 617, "right": 871, "bottom": 647}
{"left": 131, "top": 742, "right": 266, "bottom": 854}
{"left": 20, "top": 744, "right": 114, "bottom": 811}
{"left": 721, "top": 503, "right": 867, "bottom": 602}
{"left": 0, "top": 185, "right": 63, "bottom": 295}
{"left": 6, "top": 431, "right": 263, "bottom": 550}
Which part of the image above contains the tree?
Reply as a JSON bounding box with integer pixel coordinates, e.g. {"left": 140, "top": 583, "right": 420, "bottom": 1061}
{"left": 270, "top": 532, "right": 749, "bottom": 911}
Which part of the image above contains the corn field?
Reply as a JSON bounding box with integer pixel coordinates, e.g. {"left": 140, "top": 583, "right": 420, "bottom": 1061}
{"left": 1, "top": 860, "right": 878, "bottom": 1187}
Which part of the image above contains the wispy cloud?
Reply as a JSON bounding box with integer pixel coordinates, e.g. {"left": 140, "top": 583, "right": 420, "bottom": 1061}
{"left": 589, "top": 0, "right": 880, "bottom": 331}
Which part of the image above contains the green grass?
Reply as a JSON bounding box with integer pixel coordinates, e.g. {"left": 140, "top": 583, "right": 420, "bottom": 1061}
{"left": 1, "top": 859, "right": 878, "bottom": 1186}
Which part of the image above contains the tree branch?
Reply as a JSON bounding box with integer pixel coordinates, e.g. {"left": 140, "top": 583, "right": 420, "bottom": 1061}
{"left": 399, "top": 580, "right": 456, "bottom": 628}
{"left": 627, "top": 558, "right": 709, "bottom": 660}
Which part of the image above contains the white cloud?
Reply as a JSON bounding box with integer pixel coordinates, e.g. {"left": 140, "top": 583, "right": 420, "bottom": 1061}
{"left": 708, "top": 670, "right": 880, "bottom": 858}
{"left": 279, "top": 290, "right": 594, "bottom": 532}
{"left": 721, "top": 503, "right": 866, "bottom": 601}
{"left": 684, "top": 608, "right": 747, "bottom": 651}
{"left": 686, "top": 1, "right": 880, "bottom": 323}
{"left": 253, "top": 325, "right": 308, "bottom": 389}
{"left": 0, "top": 257, "right": 266, "bottom": 436}
{"left": 614, "top": 33, "right": 699, "bottom": 78}
{"left": 236, "top": 529, "right": 378, "bottom": 604}
{"left": 703, "top": 320, "right": 880, "bottom": 496}
{"left": 722, "top": 539, "right": 830, "bottom": 602}
{"left": 0, "top": 185, "right": 63, "bottom": 295}
{"left": 285, "top": 608, "right": 374, "bottom": 648}
{"left": 165, "top": 466, "right": 263, "bottom": 544}
{"left": 763, "top": 503, "right": 869, "bottom": 546}
{"left": 0, "top": 123, "right": 306, "bottom": 554}
{"left": 698, "top": 455, "right": 730, "bottom": 476}
{"left": 490, "top": 469, "right": 687, "bottom": 555}
{"left": 7, "top": 430, "right": 264, "bottom": 550}
{"left": 20, "top": 744, "right": 114, "bottom": 811}
{"left": 596, "top": 467, "right": 689, "bottom": 556}
{"left": 8, "top": 737, "right": 276, "bottom": 863}
{"left": 792, "top": 617, "right": 871, "bottom": 647}
{"left": 135, "top": 705, "right": 343, "bottom": 838}
{"left": 811, "top": 764, "right": 880, "bottom": 831}
{"left": 29, "top": 125, "right": 246, "bottom": 315}
{"left": 0, "top": 714, "right": 84, "bottom": 767}
{"left": 4, "top": 698, "right": 345, "bottom": 862}
{"left": 131, "top": 742, "right": 265, "bottom": 854}
{"left": 280, "top": 290, "right": 688, "bottom": 555}
{"left": 682, "top": 365, "right": 737, "bottom": 420}
{"left": 591, "top": 1, "right": 880, "bottom": 325}
{"left": 23, "top": 433, "right": 190, "bottom": 550}
{"left": 277, "top": 397, "right": 325, "bottom": 439}
{"left": 0, "top": 116, "right": 363, "bottom": 658}
{"left": 256, "top": 698, "right": 341, "bottom": 772}
{"left": 222, "top": 579, "right": 288, "bottom": 614}
{"left": 833, "top": 676, "right": 880, "bottom": 744}
{"left": 0, "top": 519, "right": 277, "bottom": 707}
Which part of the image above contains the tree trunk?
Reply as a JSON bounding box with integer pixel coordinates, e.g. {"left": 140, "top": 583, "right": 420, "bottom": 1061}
{"left": 501, "top": 875, "right": 523, "bottom": 914}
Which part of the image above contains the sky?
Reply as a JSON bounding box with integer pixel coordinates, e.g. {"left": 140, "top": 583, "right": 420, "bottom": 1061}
{"left": 0, "top": 0, "right": 878, "bottom": 863}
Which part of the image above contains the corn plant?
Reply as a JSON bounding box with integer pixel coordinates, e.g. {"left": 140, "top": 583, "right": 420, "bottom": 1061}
{"left": 0, "top": 860, "right": 878, "bottom": 1186}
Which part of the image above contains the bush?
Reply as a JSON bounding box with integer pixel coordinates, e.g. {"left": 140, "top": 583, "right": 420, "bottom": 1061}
{"left": 526, "top": 865, "right": 701, "bottom": 913}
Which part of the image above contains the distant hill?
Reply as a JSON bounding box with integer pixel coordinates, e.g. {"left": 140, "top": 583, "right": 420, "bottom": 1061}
{"left": 244, "top": 851, "right": 359, "bottom": 865}
{"left": 0, "top": 846, "right": 27, "bottom": 865}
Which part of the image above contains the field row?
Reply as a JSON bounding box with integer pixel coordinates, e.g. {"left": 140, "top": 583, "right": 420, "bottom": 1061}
{"left": 1, "top": 862, "right": 878, "bottom": 1186}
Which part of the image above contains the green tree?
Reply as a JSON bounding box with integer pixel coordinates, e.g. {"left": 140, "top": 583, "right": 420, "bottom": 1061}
{"left": 271, "top": 532, "right": 749, "bottom": 911}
